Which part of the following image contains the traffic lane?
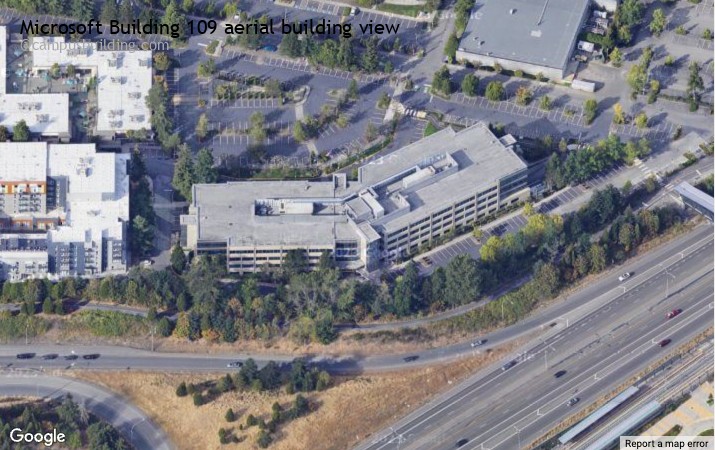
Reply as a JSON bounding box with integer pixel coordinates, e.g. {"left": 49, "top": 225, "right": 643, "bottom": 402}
{"left": 358, "top": 253, "right": 714, "bottom": 450}
{"left": 398, "top": 278, "right": 714, "bottom": 450}
{"left": 0, "top": 376, "right": 171, "bottom": 450}
{"left": 479, "top": 295, "right": 714, "bottom": 450}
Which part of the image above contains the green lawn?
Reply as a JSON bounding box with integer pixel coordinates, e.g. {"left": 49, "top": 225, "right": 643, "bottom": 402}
{"left": 423, "top": 122, "right": 440, "bottom": 137}
{"left": 699, "top": 429, "right": 714, "bottom": 436}
{"left": 375, "top": 3, "right": 423, "bottom": 17}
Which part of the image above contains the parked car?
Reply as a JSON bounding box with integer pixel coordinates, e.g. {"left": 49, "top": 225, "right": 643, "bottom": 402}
{"left": 64, "top": 354, "right": 79, "bottom": 361}
{"left": 82, "top": 353, "right": 100, "bottom": 360}
{"left": 618, "top": 272, "right": 631, "bottom": 282}
{"left": 42, "top": 354, "right": 58, "bottom": 360}
{"left": 16, "top": 353, "right": 35, "bottom": 359}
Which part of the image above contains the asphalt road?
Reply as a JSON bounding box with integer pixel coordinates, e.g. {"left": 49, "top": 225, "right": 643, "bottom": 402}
{"left": 0, "top": 225, "right": 711, "bottom": 377}
{"left": 356, "top": 234, "right": 714, "bottom": 450}
{"left": 0, "top": 375, "right": 172, "bottom": 450}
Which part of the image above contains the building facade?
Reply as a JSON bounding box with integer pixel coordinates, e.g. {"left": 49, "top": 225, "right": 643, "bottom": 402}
{"left": 182, "top": 123, "right": 530, "bottom": 273}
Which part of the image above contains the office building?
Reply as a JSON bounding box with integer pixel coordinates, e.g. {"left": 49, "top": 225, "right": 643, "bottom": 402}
{"left": 182, "top": 123, "right": 530, "bottom": 273}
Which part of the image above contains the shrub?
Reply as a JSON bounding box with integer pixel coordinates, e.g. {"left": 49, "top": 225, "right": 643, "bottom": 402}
{"left": 176, "top": 382, "right": 188, "bottom": 397}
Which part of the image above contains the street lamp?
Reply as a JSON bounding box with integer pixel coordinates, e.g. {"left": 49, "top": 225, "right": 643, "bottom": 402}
{"left": 664, "top": 270, "right": 676, "bottom": 299}
{"left": 514, "top": 425, "right": 522, "bottom": 449}
{"left": 130, "top": 418, "right": 146, "bottom": 445}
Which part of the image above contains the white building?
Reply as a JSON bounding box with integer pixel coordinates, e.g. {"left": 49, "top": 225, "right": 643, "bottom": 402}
{"left": 0, "top": 142, "right": 129, "bottom": 281}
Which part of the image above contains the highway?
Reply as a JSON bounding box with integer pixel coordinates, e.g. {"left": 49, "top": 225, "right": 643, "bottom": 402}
{"left": 356, "top": 228, "right": 714, "bottom": 450}
{"left": 0, "top": 375, "right": 172, "bottom": 450}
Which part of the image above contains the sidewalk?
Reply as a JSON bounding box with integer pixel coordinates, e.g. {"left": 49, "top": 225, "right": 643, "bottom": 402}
{"left": 641, "top": 382, "right": 714, "bottom": 436}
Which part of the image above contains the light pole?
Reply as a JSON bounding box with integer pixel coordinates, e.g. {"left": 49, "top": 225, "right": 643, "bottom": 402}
{"left": 130, "top": 418, "right": 146, "bottom": 445}
{"left": 664, "top": 270, "right": 676, "bottom": 299}
{"left": 514, "top": 425, "right": 521, "bottom": 449}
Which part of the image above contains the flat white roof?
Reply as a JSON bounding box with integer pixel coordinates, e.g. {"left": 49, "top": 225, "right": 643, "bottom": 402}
{"left": 0, "top": 27, "right": 70, "bottom": 136}
{"left": 31, "top": 36, "right": 152, "bottom": 133}
{"left": 0, "top": 142, "right": 47, "bottom": 181}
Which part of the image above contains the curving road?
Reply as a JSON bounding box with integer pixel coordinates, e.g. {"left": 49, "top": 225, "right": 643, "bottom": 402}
{"left": 0, "top": 375, "right": 172, "bottom": 450}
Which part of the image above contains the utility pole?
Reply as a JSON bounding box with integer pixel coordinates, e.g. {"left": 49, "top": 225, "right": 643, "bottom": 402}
{"left": 664, "top": 270, "right": 676, "bottom": 299}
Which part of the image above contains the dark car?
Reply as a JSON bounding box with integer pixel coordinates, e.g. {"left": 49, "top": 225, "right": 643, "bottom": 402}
{"left": 82, "top": 353, "right": 100, "bottom": 360}
{"left": 566, "top": 397, "right": 579, "bottom": 407}
{"left": 41, "top": 353, "right": 58, "bottom": 360}
{"left": 456, "top": 438, "right": 469, "bottom": 447}
{"left": 16, "top": 353, "right": 35, "bottom": 359}
{"left": 554, "top": 370, "right": 567, "bottom": 378}
{"left": 403, "top": 355, "right": 419, "bottom": 362}
{"left": 64, "top": 354, "right": 79, "bottom": 361}
{"left": 658, "top": 339, "right": 671, "bottom": 348}
{"left": 501, "top": 360, "right": 517, "bottom": 371}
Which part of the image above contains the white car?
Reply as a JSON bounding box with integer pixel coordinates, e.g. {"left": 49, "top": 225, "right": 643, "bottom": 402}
{"left": 470, "top": 339, "right": 486, "bottom": 347}
{"left": 618, "top": 272, "right": 631, "bottom": 282}
{"left": 226, "top": 361, "right": 243, "bottom": 368}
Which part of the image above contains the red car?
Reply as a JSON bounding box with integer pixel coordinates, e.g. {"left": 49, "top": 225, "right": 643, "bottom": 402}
{"left": 666, "top": 309, "right": 682, "bottom": 319}
{"left": 658, "top": 339, "right": 671, "bottom": 347}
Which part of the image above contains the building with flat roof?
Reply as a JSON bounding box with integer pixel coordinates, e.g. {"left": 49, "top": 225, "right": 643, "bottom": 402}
{"left": 674, "top": 181, "right": 714, "bottom": 222}
{"left": 31, "top": 35, "right": 152, "bottom": 135}
{"left": 182, "top": 123, "right": 530, "bottom": 273}
{"left": 0, "top": 27, "right": 70, "bottom": 138}
{"left": 455, "top": 0, "right": 591, "bottom": 80}
{"left": 0, "top": 142, "right": 129, "bottom": 281}
{"left": 0, "top": 26, "right": 152, "bottom": 139}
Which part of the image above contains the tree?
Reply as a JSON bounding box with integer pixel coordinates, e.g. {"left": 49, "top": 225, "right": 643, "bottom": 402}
{"left": 619, "top": 0, "right": 644, "bottom": 28}
{"left": 461, "top": 73, "right": 478, "bottom": 97}
{"left": 193, "top": 392, "right": 203, "bottom": 406}
{"left": 377, "top": 92, "right": 391, "bottom": 109}
{"left": 197, "top": 59, "right": 216, "bottom": 78}
{"left": 162, "top": 0, "right": 187, "bottom": 41}
{"left": 703, "top": 28, "right": 713, "bottom": 40}
{"left": 431, "top": 66, "right": 452, "bottom": 95}
{"left": 584, "top": 99, "right": 598, "bottom": 125}
{"left": 293, "top": 121, "right": 308, "bottom": 142}
{"left": 612, "top": 103, "right": 626, "bottom": 125}
{"left": 100, "top": 0, "right": 118, "bottom": 23}
{"left": 195, "top": 147, "right": 218, "bottom": 184}
{"left": 0, "top": 125, "right": 8, "bottom": 141}
{"left": 634, "top": 112, "right": 648, "bottom": 129}
{"left": 485, "top": 81, "right": 504, "bottom": 101}
{"left": 195, "top": 113, "right": 209, "bottom": 141}
{"left": 627, "top": 63, "right": 647, "bottom": 94}
{"left": 158, "top": 317, "right": 172, "bottom": 336}
{"left": 347, "top": 79, "right": 359, "bottom": 100}
{"left": 131, "top": 216, "right": 154, "bottom": 257}
{"left": 257, "top": 430, "right": 273, "bottom": 448}
{"left": 225, "top": 408, "right": 236, "bottom": 422}
{"left": 647, "top": 79, "right": 660, "bottom": 104}
{"left": 444, "top": 32, "right": 458, "bottom": 63}
{"left": 12, "top": 120, "right": 30, "bottom": 142}
{"left": 170, "top": 245, "right": 187, "bottom": 273}
{"left": 71, "top": 0, "right": 94, "bottom": 21}
{"left": 42, "top": 297, "right": 53, "bottom": 314}
{"left": 361, "top": 37, "right": 379, "bottom": 72}
{"left": 609, "top": 47, "right": 623, "bottom": 67}
{"left": 539, "top": 95, "right": 551, "bottom": 111}
{"left": 249, "top": 111, "right": 267, "bottom": 143}
{"left": 515, "top": 86, "right": 532, "bottom": 106}
{"left": 176, "top": 381, "right": 188, "bottom": 396}
{"left": 86, "top": 423, "right": 124, "bottom": 449}
{"left": 119, "top": 0, "right": 134, "bottom": 25}
{"left": 649, "top": 9, "right": 666, "bottom": 36}
{"left": 444, "top": 255, "right": 481, "bottom": 306}
{"left": 172, "top": 145, "right": 195, "bottom": 201}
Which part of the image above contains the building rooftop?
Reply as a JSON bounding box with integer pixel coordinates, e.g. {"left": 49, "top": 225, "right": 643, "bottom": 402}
{"left": 0, "top": 27, "right": 70, "bottom": 136}
{"left": 189, "top": 123, "right": 528, "bottom": 249}
{"left": 31, "top": 36, "right": 152, "bottom": 134}
{"left": 459, "top": 0, "right": 590, "bottom": 71}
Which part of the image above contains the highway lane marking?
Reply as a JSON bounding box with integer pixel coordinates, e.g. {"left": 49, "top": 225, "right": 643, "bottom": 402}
{"left": 464, "top": 291, "right": 714, "bottom": 450}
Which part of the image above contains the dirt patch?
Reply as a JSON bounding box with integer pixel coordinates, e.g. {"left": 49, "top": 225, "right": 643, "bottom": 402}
{"left": 72, "top": 342, "right": 521, "bottom": 450}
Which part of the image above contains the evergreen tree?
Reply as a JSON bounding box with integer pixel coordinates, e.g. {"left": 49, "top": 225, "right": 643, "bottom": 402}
{"left": 100, "top": 0, "right": 119, "bottom": 23}
{"left": 194, "top": 148, "right": 218, "bottom": 183}
{"left": 12, "top": 120, "right": 30, "bottom": 142}
{"left": 162, "top": 0, "right": 188, "bottom": 41}
{"left": 172, "top": 145, "right": 195, "bottom": 201}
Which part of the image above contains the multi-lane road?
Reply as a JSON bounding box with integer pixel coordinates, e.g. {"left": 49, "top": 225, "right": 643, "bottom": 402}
{"left": 357, "top": 227, "right": 714, "bottom": 450}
